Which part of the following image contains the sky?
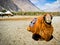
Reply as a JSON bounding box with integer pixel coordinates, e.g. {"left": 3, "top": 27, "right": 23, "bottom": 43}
{"left": 30, "top": 0, "right": 60, "bottom": 12}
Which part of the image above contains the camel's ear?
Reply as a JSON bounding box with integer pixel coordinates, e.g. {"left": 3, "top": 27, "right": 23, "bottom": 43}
{"left": 43, "top": 13, "right": 46, "bottom": 21}
{"left": 50, "top": 14, "right": 53, "bottom": 19}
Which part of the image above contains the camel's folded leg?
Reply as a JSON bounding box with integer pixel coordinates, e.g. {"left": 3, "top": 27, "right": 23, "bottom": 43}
{"left": 46, "top": 35, "right": 53, "bottom": 41}
{"left": 27, "top": 26, "right": 31, "bottom": 31}
{"left": 32, "top": 34, "right": 41, "bottom": 41}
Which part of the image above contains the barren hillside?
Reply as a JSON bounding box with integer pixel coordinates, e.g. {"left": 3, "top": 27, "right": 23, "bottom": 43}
{"left": 0, "top": 0, "right": 40, "bottom": 12}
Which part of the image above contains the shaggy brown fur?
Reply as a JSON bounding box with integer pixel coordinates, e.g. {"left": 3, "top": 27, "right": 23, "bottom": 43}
{"left": 27, "top": 14, "right": 53, "bottom": 41}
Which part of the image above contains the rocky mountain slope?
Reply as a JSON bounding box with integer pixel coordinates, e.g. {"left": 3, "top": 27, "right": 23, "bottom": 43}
{"left": 0, "top": 0, "right": 20, "bottom": 11}
{"left": 0, "top": 0, "right": 40, "bottom": 12}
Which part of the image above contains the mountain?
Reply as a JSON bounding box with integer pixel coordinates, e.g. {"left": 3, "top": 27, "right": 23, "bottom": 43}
{"left": 0, "top": 6, "right": 4, "bottom": 11}
{"left": 0, "top": 0, "right": 20, "bottom": 11}
{"left": 44, "top": 6, "right": 60, "bottom": 12}
{"left": 0, "top": 0, "right": 40, "bottom": 12}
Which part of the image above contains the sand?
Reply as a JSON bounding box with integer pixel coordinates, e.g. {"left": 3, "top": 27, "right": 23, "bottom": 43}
{"left": 0, "top": 16, "right": 60, "bottom": 45}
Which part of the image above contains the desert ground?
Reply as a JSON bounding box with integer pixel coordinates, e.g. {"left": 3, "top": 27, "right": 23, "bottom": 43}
{"left": 0, "top": 16, "right": 60, "bottom": 45}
